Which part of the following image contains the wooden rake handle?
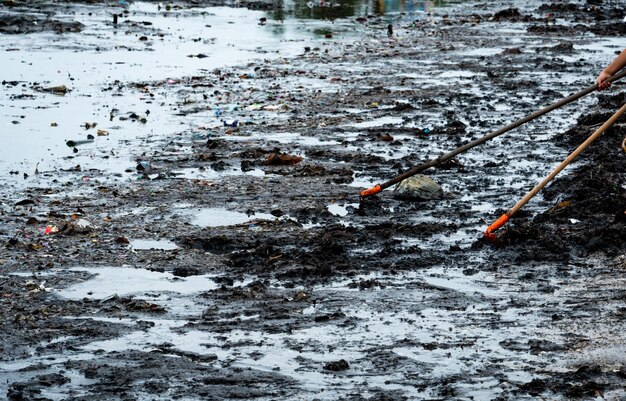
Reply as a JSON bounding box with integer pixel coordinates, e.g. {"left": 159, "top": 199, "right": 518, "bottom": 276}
{"left": 485, "top": 102, "right": 626, "bottom": 238}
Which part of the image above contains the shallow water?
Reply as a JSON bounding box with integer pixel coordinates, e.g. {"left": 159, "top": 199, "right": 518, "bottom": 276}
{"left": 177, "top": 206, "right": 277, "bottom": 227}
{"left": 0, "top": 2, "right": 345, "bottom": 189}
{"left": 129, "top": 239, "right": 180, "bottom": 250}
{"left": 0, "top": 0, "right": 476, "bottom": 194}
{"left": 58, "top": 266, "right": 219, "bottom": 299}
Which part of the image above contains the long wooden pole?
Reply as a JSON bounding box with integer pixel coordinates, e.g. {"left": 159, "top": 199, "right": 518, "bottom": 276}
{"left": 485, "top": 102, "right": 626, "bottom": 238}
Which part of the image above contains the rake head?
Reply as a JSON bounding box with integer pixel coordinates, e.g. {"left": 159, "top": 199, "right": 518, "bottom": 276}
{"left": 483, "top": 214, "right": 509, "bottom": 243}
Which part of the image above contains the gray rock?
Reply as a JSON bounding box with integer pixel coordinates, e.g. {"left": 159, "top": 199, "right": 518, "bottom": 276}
{"left": 392, "top": 175, "right": 444, "bottom": 201}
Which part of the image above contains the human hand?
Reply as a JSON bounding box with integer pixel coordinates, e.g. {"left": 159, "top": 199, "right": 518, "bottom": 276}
{"left": 597, "top": 70, "right": 613, "bottom": 90}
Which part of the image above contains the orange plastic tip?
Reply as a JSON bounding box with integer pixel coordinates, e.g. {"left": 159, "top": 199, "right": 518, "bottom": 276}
{"left": 484, "top": 213, "right": 510, "bottom": 238}
{"left": 484, "top": 231, "right": 498, "bottom": 242}
{"left": 360, "top": 185, "right": 382, "bottom": 198}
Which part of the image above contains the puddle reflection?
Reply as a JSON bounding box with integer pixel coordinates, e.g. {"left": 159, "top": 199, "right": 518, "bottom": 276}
{"left": 274, "top": 0, "right": 470, "bottom": 21}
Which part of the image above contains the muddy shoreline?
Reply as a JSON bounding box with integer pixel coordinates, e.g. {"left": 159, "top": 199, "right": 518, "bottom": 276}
{"left": 1, "top": 0, "right": 625, "bottom": 400}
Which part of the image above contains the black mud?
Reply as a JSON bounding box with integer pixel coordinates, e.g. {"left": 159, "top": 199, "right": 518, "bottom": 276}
{"left": 1, "top": 1, "right": 625, "bottom": 400}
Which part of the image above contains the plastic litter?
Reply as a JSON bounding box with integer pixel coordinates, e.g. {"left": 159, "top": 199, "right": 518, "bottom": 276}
{"left": 66, "top": 139, "right": 94, "bottom": 147}
{"left": 44, "top": 225, "right": 59, "bottom": 235}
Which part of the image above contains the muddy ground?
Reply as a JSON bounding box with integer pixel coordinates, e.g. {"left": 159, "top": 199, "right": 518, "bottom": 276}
{"left": 1, "top": 0, "right": 626, "bottom": 400}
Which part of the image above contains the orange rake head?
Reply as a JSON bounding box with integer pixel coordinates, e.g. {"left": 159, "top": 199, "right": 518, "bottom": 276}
{"left": 360, "top": 185, "right": 382, "bottom": 200}
{"left": 483, "top": 214, "right": 509, "bottom": 242}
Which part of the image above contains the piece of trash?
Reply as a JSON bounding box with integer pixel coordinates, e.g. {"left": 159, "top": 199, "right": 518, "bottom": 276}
{"left": 97, "top": 129, "right": 109, "bottom": 136}
{"left": 262, "top": 104, "right": 284, "bottom": 111}
{"left": 115, "top": 236, "right": 130, "bottom": 244}
{"left": 569, "top": 218, "right": 581, "bottom": 224}
{"left": 15, "top": 199, "right": 36, "bottom": 207}
{"left": 136, "top": 161, "right": 150, "bottom": 171}
{"left": 214, "top": 107, "right": 223, "bottom": 117}
{"left": 66, "top": 139, "right": 94, "bottom": 147}
{"left": 42, "top": 85, "right": 68, "bottom": 94}
{"left": 192, "top": 179, "right": 216, "bottom": 187}
{"left": 223, "top": 119, "right": 239, "bottom": 127}
{"left": 245, "top": 104, "right": 263, "bottom": 111}
{"left": 548, "top": 200, "right": 571, "bottom": 213}
{"left": 294, "top": 291, "right": 307, "bottom": 301}
{"left": 266, "top": 153, "right": 303, "bottom": 166}
{"left": 167, "top": 79, "right": 177, "bottom": 84}
{"left": 44, "top": 225, "right": 59, "bottom": 235}
{"left": 24, "top": 280, "right": 52, "bottom": 294}
{"left": 65, "top": 219, "right": 95, "bottom": 234}
{"left": 100, "top": 293, "right": 119, "bottom": 303}
{"left": 377, "top": 133, "right": 393, "bottom": 142}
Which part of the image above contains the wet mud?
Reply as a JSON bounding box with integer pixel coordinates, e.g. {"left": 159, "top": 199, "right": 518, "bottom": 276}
{"left": 1, "top": 0, "right": 626, "bottom": 400}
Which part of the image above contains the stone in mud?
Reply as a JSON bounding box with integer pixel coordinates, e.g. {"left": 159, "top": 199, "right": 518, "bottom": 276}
{"left": 324, "top": 359, "right": 349, "bottom": 371}
{"left": 392, "top": 175, "right": 443, "bottom": 202}
{"left": 266, "top": 152, "right": 303, "bottom": 166}
{"left": 492, "top": 8, "right": 521, "bottom": 21}
{"left": 501, "top": 47, "right": 523, "bottom": 55}
{"left": 173, "top": 266, "right": 200, "bottom": 277}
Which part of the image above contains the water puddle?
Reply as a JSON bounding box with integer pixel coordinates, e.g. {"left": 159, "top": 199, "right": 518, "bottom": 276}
{"left": 0, "top": 0, "right": 356, "bottom": 190}
{"left": 344, "top": 116, "right": 404, "bottom": 129}
{"left": 171, "top": 167, "right": 265, "bottom": 180}
{"left": 327, "top": 203, "right": 359, "bottom": 217}
{"left": 219, "top": 131, "right": 340, "bottom": 146}
{"left": 178, "top": 207, "right": 277, "bottom": 227}
{"left": 58, "top": 267, "right": 219, "bottom": 300}
{"left": 129, "top": 239, "right": 179, "bottom": 250}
